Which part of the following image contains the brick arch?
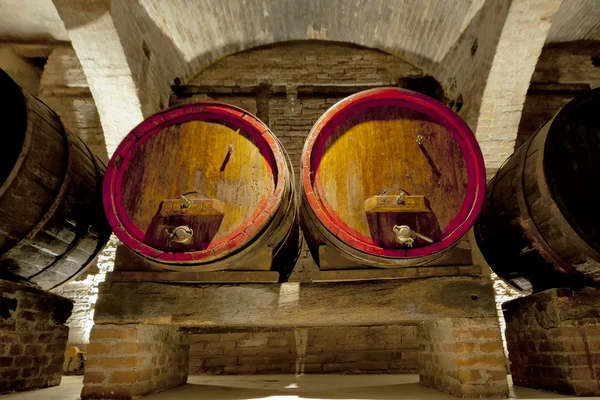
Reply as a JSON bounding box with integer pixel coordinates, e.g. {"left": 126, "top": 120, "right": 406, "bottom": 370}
{"left": 182, "top": 41, "right": 450, "bottom": 103}
{"left": 145, "top": 0, "right": 482, "bottom": 83}
{"left": 55, "top": 0, "right": 514, "bottom": 165}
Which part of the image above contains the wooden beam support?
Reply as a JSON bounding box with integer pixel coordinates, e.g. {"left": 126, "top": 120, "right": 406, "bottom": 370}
{"left": 94, "top": 276, "right": 496, "bottom": 327}
{"left": 288, "top": 264, "right": 482, "bottom": 282}
{"left": 108, "top": 270, "right": 279, "bottom": 283}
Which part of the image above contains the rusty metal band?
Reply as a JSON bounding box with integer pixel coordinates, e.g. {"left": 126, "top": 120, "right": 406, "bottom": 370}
{"left": 514, "top": 129, "right": 579, "bottom": 276}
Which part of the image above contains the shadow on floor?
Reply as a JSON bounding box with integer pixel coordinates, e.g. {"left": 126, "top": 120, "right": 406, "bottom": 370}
{"left": 0, "top": 375, "right": 592, "bottom": 400}
{"left": 144, "top": 375, "right": 576, "bottom": 400}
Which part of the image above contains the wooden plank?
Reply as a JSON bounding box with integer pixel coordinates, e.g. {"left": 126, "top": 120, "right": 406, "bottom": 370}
{"left": 364, "top": 195, "right": 429, "bottom": 213}
{"left": 108, "top": 270, "right": 279, "bottom": 283}
{"left": 288, "top": 264, "right": 481, "bottom": 282}
{"left": 113, "top": 244, "right": 275, "bottom": 272}
{"left": 317, "top": 245, "right": 362, "bottom": 270}
{"left": 94, "top": 277, "right": 497, "bottom": 327}
{"left": 528, "top": 83, "right": 590, "bottom": 93}
{"left": 171, "top": 83, "right": 396, "bottom": 98}
{"left": 158, "top": 197, "right": 226, "bottom": 217}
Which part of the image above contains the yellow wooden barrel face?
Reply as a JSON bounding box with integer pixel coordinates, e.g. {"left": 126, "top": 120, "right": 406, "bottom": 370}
{"left": 120, "top": 120, "right": 274, "bottom": 252}
{"left": 314, "top": 106, "right": 468, "bottom": 247}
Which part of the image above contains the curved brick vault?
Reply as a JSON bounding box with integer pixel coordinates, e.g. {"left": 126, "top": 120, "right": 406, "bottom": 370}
{"left": 32, "top": 0, "right": 600, "bottom": 170}
{"left": 51, "top": 0, "right": 514, "bottom": 166}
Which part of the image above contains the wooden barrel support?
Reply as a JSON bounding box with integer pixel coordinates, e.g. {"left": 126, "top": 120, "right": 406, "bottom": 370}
{"left": 0, "top": 69, "right": 110, "bottom": 290}
{"left": 103, "top": 102, "right": 299, "bottom": 280}
{"left": 300, "top": 88, "right": 486, "bottom": 269}
{"left": 475, "top": 89, "right": 600, "bottom": 292}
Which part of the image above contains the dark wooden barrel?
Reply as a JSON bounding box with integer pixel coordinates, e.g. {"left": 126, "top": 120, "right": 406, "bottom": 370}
{"left": 0, "top": 69, "right": 111, "bottom": 290}
{"left": 300, "top": 88, "right": 486, "bottom": 268}
{"left": 475, "top": 89, "right": 600, "bottom": 292}
{"left": 103, "top": 101, "right": 299, "bottom": 279}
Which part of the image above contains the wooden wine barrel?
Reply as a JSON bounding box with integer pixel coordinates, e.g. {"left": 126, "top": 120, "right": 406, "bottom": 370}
{"left": 0, "top": 69, "right": 111, "bottom": 290}
{"left": 103, "top": 101, "right": 299, "bottom": 279}
{"left": 475, "top": 89, "right": 600, "bottom": 292}
{"left": 300, "top": 88, "right": 486, "bottom": 268}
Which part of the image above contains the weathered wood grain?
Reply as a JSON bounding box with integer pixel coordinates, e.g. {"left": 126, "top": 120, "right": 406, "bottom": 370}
{"left": 94, "top": 276, "right": 496, "bottom": 327}
{"left": 106, "top": 102, "right": 300, "bottom": 279}
{"left": 317, "top": 109, "right": 467, "bottom": 239}
{"left": 108, "top": 270, "right": 280, "bottom": 283}
{"left": 300, "top": 88, "right": 485, "bottom": 269}
{"left": 287, "top": 264, "right": 481, "bottom": 282}
{"left": 121, "top": 121, "right": 273, "bottom": 247}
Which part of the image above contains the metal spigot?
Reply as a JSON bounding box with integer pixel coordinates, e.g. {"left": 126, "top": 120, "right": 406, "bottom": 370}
{"left": 168, "top": 225, "right": 194, "bottom": 245}
{"left": 393, "top": 225, "right": 433, "bottom": 248}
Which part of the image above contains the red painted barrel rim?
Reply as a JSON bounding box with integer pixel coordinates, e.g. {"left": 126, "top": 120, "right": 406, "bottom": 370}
{"left": 301, "top": 88, "right": 486, "bottom": 258}
{"left": 103, "top": 101, "right": 285, "bottom": 263}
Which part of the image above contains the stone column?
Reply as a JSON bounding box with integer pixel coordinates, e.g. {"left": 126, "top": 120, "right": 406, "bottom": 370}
{"left": 505, "top": 288, "right": 600, "bottom": 396}
{"left": 475, "top": 0, "right": 563, "bottom": 174}
{"left": 0, "top": 280, "right": 73, "bottom": 394}
{"left": 81, "top": 324, "right": 190, "bottom": 399}
{"left": 418, "top": 317, "right": 509, "bottom": 398}
{"left": 52, "top": 0, "right": 147, "bottom": 157}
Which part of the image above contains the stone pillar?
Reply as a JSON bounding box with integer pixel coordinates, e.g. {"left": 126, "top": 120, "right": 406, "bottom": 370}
{"left": 0, "top": 280, "right": 73, "bottom": 394}
{"left": 81, "top": 324, "right": 190, "bottom": 399}
{"left": 418, "top": 317, "right": 509, "bottom": 398}
{"left": 52, "top": 0, "right": 147, "bottom": 157}
{"left": 475, "top": 0, "right": 563, "bottom": 173}
{"left": 504, "top": 288, "right": 600, "bottom": 396}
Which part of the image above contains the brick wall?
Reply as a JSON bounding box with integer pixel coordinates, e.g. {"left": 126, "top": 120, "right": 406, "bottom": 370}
{"left": 39, "top": 47, "right": 109, "bottom": 163}
{"left": 0, "top": 280, "right": 73, "bottom": 394}
{"left": 188, "top": 325, "right": 419, "bottom": 375}
{"left": 82, "top": 324, "right": 190, "bottom": 399}
{"left": 505, "top": 287, "right": 600, "bottom": 396}
{"left": 418, "top": 317, "right": 508, "bottom": 398}
{"left": 186, "top": 42, "right": 424, "bottom": 88}
{"left": 515, "top": 42, "right": 600, "bottom": 148}
{"left": 51, "top": 238, "right": 117, "bottom": 349}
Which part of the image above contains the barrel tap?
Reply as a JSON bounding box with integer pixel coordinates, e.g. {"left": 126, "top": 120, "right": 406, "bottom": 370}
{"left": 167, "top": 225, "right": 194, "bottom": 246}
{"left": 393, "top": 225, "right": 433, "bottom": 247}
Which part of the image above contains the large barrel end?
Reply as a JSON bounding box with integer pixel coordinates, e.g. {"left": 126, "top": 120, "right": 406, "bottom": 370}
{"left": 104, "top": 101, "right": 300, "bottom": 276}
{"left": 300, "top": 88, "right": 486, "bottom": 268}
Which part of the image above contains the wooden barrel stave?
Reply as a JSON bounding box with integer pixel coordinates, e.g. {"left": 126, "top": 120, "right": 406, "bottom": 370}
{"left": 0, "top": 70, "right": 110, "bottom": 290}
{"left": 104, "top": 102, "right": 299, "bottom": 279}
{"left": 0, "top": 100, "right": 67, "bottom": 248}
{"left": 475, "top": 89, "right": 600, "bottom": 292}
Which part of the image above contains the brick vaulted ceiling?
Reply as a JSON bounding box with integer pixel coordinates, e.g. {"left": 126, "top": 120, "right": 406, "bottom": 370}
{"left": 139, "top": 0, "right": 485, "bottom": 67}
{"left": 1, "top": 0, "right": 596, "bottom": 169}
{"left": 51, "top": 0, "right": 510, "bottom": 160}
